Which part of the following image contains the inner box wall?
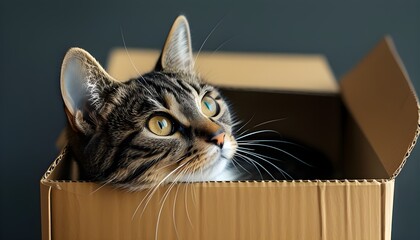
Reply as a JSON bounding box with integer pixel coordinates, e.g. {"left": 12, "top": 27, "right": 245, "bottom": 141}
{"left": 222, "top": 88, "right": 343, "bottom": 178}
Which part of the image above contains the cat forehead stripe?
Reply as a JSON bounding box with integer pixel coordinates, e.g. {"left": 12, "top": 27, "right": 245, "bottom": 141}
{"left": 163, "top": 93, "right": 190, "bottom": 126}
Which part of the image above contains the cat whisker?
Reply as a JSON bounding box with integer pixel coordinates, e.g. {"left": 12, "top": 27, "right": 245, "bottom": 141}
{"left": 135, "top": 184, "right": 159, "bottom": 220}
{"left": 200, "top": 157, "right": 205, "bottom": 182}
{"left": 235, "top": 152, "right": 265, "bottom": 180}
{"left": 121, "top": 31, "right": 161, "bottom": 98}
{"left": 237, "top": 139, "right": 305, "bottom": 148}
{"left": 139, "top": 167, "right": 182, "bottom": 219}
{"left": 230, "top": 114, "right": 242, "bottom": 126}
{"left": 173, "top": 167, "right": 192, "bottom": 235}
{"left": 155, "top": 171, "right": 184, "bottom": 240}
{"left": 231, "top": 121, "right": 242, "bottom": 128}
{"left": 120, "top": 28, "right": 142, "bottom": 79}
{"left": 233, "top": 115, "right": 255, "bottom": 135}
{"left": 236, "top": 149, "right": 293, "bottom": 180}
{"left": 89, "top": 178, "right": 112, "bottom": 195}
{"left": 193, "top": 16, "right": 225, "bottom": 67}
{"left": 229, "top": 157, "right": 241, "bottom": 173}
{"left": 132, "top": 160, "right": 182, "bottom": 217}
{"left": 172, "top": 184, "right": 182, "bottom": 240}
{"left": 235, "top": 118, "right": 286, "bottom": 139}
{"left": 132, "top": 160, "right": 189, "bottom": 220}
{"left": 231, "top": 157, "right": 252, "bottom": 175}
{"left": 120, "top": 28, "right": 157, "bottom": 98}
{"left": 252, "top": 118, "right": 287, "bottom": 129}
{"left": 155, "top": 158, "right": 186, "bottom": 172}
{"left": 237, "top": 142, "right": 311, "bottom": 167}
{"left": 210, "top": 36, "right": 237, "bottom": 55}
{"left": 236, "top": 129, "right": 280, "bottom": 140}
{"left": 184, "top": 169, "right": 194, "bottom": 228}
{"left": 236, "top": 152, "right": 275, "bottom": 180}
{"left": 237, "top": 147, "right": 281, "bottom": 162}
{"left": 187, "top": 168, "right": 198, "bottom": 209}
{"left": 236, "top": 146, "right": 256, "bottom": 152}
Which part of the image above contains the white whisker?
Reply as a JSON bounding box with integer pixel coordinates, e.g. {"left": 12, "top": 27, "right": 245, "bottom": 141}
{"left": 89, "top": 178, "right": 112, "bottom": 195}
{"left": 235, "top": 152, "right": 264, "bottom": 180}
{"left": 232, "top": 157, "right": 251, "bottom": 175}
{"left": 237, "top": 139, "right": 304, "bottom": 148}
{"left": 238, "top": 142, "right": 311, "bottom": 166}
{"left": 229, "top": 157, "right": 241, "bottom": 172}
{"left": 155, "top": 171, "right": 184, "bottom": 240}
{"left": 236, "top": 152, "right": 277, "bottom": 180}
{"left": 236, "top": 129, "right": 280, "bottom": 140}
{"left": 234, "top": 115, "right": 255, "bottom": 135}
{"left": 120, "top": 28, "right": 142, "bottom": 78}
{"left": 237, "top": 149, "right": 293, "bottom": 179}
{"left": 236, "top": 146, "right": 256, "bottom": 152}
{"left": 210, "top": 36, "right": 237, "bottom": 55}
{"left": 187, "top": 169, "right": 198, "bottom": 208}
{"left": 184, "top": 175, "right": 194, "bottom": 228}
{"left": 132, "top": 161, "right": 189, "bottom": 220}
{"left": 252, "top": 118, "right": 287, "bottom": 129}
{"left": 172, "top": 184, "right": 182, "bottom": 240}
{"left": 194, "top": 16, "right": 225, "bottom": 67}
{"left": 237, "top": 148, "right": 280, "bottom": 162}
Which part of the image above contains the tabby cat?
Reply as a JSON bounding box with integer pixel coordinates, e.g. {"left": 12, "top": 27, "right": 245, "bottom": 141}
{"left": 61, "top": 15, "right": 330, "bottom": 191}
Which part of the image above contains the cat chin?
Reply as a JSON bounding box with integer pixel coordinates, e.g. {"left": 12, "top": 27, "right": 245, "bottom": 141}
{"left": 175, "top": 137, "right": 239, "bottom": 182}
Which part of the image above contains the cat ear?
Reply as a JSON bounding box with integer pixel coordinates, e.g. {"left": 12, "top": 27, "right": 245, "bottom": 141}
{"left": 156, "top": 15, "right": 194, "bottom": 73}
{"left": 60, "top": 48, "right": 117, "bottom": 132}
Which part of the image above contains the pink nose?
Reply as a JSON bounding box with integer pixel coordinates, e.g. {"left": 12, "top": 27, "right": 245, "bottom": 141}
{"left": 210, "top": 132, "right": 225, "bottom": 148}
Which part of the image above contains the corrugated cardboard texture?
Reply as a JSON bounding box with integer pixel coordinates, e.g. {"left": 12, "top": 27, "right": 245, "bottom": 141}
{"left": 40, "top": 143, "right": 395, "bottom": 240}
{"left": 340, "top": 37, "right": 419, "bottom": 178}
{"left": 107, "top": 49, "right": 338, "bottom": 93}
{"left": 41, "top": 178, "right": 393, "bottom": 240}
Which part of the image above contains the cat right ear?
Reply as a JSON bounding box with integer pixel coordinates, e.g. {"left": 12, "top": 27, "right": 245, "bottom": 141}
{"left": 155, "top": 15, "right": 194, "bottom": 74}
{"left": 60, "top": 48, "right": 117, "bottom": 133}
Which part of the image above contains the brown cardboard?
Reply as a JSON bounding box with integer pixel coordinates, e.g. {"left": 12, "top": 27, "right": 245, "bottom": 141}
{"left": 41, "top": 37, "right": 418, "bottom": 240}
{"left": 341, "top": 37, "right": 419, "bottom": 178}
{"left": 107, "top": 49, "right": 338, "bottom": 93}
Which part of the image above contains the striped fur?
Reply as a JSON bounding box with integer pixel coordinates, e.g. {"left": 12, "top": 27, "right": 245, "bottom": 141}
{"left": 61, "top": 16, "right": 238, "bottom": 190}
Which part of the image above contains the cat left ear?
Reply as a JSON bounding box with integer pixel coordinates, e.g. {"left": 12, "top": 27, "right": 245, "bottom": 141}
{"left": 156, "top": 15, "right": 194, "bottom": 74}
{"left": 61, "top": 48, "right": 118, "bottom": 133}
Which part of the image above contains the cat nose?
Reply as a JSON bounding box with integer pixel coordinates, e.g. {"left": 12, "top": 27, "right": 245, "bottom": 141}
{"left": 209, "top": 132, "right": 225, "bottom": 148}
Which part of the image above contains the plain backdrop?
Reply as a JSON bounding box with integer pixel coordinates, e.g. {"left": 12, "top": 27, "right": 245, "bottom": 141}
{"left": 1, "top": 0, "right": 419, "bottom": 239}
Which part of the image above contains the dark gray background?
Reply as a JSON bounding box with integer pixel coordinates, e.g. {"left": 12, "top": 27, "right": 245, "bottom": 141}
{"left": 1, "top": 0, "right": 419, "bottom": 239}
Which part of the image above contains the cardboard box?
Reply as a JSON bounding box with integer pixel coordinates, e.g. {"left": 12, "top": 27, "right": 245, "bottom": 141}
{"left": 41, "top": 37, "right": 419, "bottom": 240}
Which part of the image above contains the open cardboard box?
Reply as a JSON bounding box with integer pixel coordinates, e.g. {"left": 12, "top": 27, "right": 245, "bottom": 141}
{"left": 41, "top": 37, "right": 419, "bottom": 240}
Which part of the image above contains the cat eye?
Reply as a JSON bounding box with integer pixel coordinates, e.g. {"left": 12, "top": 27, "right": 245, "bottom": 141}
{"left": 148, "top": 115, "right": 173, "bottom": 136}
{"left": 201, "top": 96, "right": 219, "bottom": 117}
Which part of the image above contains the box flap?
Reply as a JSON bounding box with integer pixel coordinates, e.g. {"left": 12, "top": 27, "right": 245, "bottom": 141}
{"left": 340, "top": 37, "right": 420, "bottom": 179}
{"left": 107, "top": 49, "right": 338, "bottom": 93}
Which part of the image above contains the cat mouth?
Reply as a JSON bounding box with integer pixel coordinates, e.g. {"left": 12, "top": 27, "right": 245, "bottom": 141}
{"left": 167, "top": 136, "right": 237, "bottom": 183}
{"left": 183, "top": 141, "right": 237, "bottom": 181}
{"left": 204, "top": 136, "right": 236, "bottom": 169}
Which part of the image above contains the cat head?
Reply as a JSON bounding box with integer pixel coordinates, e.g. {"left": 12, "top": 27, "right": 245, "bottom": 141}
{"left": 60, "top": 15, "right": 238, "bottom": 190}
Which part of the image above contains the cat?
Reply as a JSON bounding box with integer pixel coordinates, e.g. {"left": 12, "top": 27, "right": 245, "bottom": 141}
{"left": 60, "top": 15, "right": 331, "bottom": 191}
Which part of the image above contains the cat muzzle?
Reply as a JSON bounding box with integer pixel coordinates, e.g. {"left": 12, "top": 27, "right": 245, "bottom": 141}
{"left": 209, "top": 132, "right": 225, "bottom": 149}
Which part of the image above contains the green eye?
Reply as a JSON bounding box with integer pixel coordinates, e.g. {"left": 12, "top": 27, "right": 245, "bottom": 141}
{"left": 148, "top": 115, "right": 173, "bottom": 136}
{"left": 201, "top": 96, "right": 219, "bottom": 117}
